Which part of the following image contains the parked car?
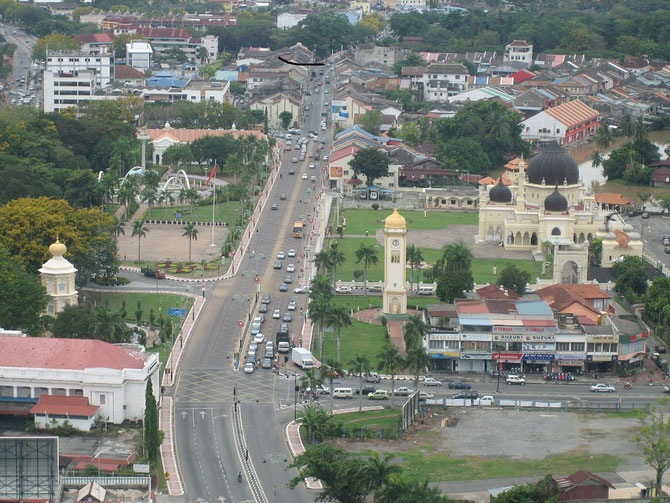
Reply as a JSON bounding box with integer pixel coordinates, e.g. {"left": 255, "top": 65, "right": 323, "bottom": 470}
{"left": 590, "top": 383, "right": 616, "bottom": 392}
{"left": 368, "top": 390, "right": 389, "bottom": 400}
{"left": 335, "top": 286, "right": 353, "bottom": 294}
{"left": 452, "top": 391, "right": 479, "bottom": 399}
{"left": 419, "top": 391, "right": 434, "bottom": 400}
{"left": 355, "top": 386, "right": 377, "bottom": 395}
{"left": 261, "top": 294, "right": 271, "bottom": 304}
{"left": 272, "top": 309, "right": 281, "bottom": 319}
{"left": 505, "top": 375, "right": 526, "bottom": 385}
{"left": 448, "top": 381, "right": 471, "bottom": 390}
{"left": 271, "top": 203, "right": 278, "bottom": 210}
{"left": 273, "top": 261, "right": 282, "bottom": 270}
{"left": 423, "top": 377, "right": 442, "bottom": 386}
{"left": 655, "top": 345, "right": 667, "bottom": 353}
{"left": 294, "top": 286, "right": 309, "bottom": 294}
{"left": 244, "top": 363, "right": 255, "bottom": 374}
{"left": 262, "top": 358, "right": 273, "bottom": 369}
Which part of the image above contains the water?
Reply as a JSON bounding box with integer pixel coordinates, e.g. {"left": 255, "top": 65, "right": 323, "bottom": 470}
{"left": 573, "top": 131, "right": 670, "bottom": 186}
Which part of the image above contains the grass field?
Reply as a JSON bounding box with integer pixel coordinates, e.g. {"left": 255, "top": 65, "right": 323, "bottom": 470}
{"left": 144, "top": 201, "right": 244, "bottom": 225}
{"left": 319, "top": 318, "right": 387, "bottom": 368}
{"left": 341, "top": 209, "right": 478, "bottom": 235}
{"left": 333, "top": 410, "right": 401, "bottom": 438}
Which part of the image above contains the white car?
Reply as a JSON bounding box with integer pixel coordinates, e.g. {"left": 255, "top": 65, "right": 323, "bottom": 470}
{"left": 277, "top": 251, "right": 286, "bottom": 259}
{"left": 244, "top": 363, "right": 255, "bottom": 374}
{"left": 306, "top": 385, "right": 330, "bottom": 395}
{"left": 288, "top": 300, "right": 297, "bottom": 311}
{"left": 393, "top": 387, "right": 414, "bottom": 396}
{"left": 272, "top": 309, "right": 281, "bottom": 319}
{"left": 505, "top": 375, "right": 526, "bottom": 385}
{"left": 302, "top": 173, "right": 308, "bottom": 180}
{"left": 590, "top": 383, "right": 616, "bottom": 393}
{"left": 423, "top": 377, "right": 442, "bottom": 386}
{"left": 288, "top": 249, "right": 296, "bottom": 257}
{"left": 287, "top": 263, "right": 296, "bottom": 273}
{"left": 419, "top": 391, "right": 434, "bottom": 400}
{"left": 294, "top": 286, "right": 309, "bottom": 294}
{"left": 335, "top": 286, "right": 352, "bottom": 294}
{"left": 253, "top": 333, "right": 265, "bottom": 344}
{"left": 308, "top": 163, "right": 315, "bottom": 169}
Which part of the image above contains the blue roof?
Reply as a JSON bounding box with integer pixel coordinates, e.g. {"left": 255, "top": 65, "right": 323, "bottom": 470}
{"left": 215, "top": 70, "right": 238, "bottom": 81}
{"left": 333, "top": 136, "right": 376, "bottom": 148}
{"left": 475, "top": 76, "right": 488, "bottom": 85}
{"left": 148, "top": 76, "right": 187, "bottom": 88}
{"left": 334, "top": 126, "right": 402, "bottom": 143}
{"left": 515, "top": 301, "right": 553, "bottom": 316}
{"left": 459, "top": 318, "right": 493, "bottom": 326}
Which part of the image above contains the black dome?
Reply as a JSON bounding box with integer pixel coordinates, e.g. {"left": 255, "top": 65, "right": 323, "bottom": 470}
{"left": 489, "top": 178, "right": 512, "bottom": 203}
{"left": 544, "top": 187, "right": 568, "bottom": 212}
{"left": 527, "top": 141, "right": 579, "bottom": 185}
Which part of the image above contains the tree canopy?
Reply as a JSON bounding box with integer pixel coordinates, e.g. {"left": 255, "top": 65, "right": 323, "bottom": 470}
{"left": 350, "top": 148, "right": 390, "bottom": 186}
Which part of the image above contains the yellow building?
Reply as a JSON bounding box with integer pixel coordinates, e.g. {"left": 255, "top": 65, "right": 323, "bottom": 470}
{"left": 383, "top": 209, "right": 407, "bottom": 315}
{"left": 39, "top": 238, "right": 78, "bottom": 316}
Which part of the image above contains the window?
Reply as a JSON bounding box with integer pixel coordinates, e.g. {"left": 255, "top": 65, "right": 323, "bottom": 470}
{"left": 391, "top": 253, "right": 400, "bottom": 263}
{"left": 99, "top": 394, "right": 106, "bottom": 405}
{"left": 556, "top": 342, "right": 570, "bottom": 351}
{"left": 429, "top": 340, "right": 443, "bottom": 349}
{"left": 571, "top": 343, "right": 584, "bottom": 351}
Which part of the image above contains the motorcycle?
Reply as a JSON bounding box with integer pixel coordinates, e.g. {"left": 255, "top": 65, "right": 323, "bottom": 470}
{"left": 624, "top": 381, "right": 633, "bottom": 390}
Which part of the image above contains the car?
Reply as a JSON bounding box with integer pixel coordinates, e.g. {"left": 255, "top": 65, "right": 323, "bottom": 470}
{"left": 288, "top": 169, "right": 295, "bottom": 175}
{"left": 283, "top": 312, "right": 292, "bottom": 322}
{"left": 248, "top": 343, "right": 258, "bottom": 354}
{"left": 272, "top": 309, "right": 281, "bottom": 319}
{"left": 309, "top": 162, "right": 315, "bottom": 169}
{"left": 288, "top": 249, "right": 296, "bottom": 257}
{"left": 368, "top": 390, "right": 389, "bottom": 400}
{"left": 662, "top": 238, "right": 670, "bottom": 246}
{"left": 253, "top": 315, "right": 265, "bottom": 324}
{"left": 642, "top": 212, "right": 650, "bottom": 219}
{"left": 452, "top": 391, "right": 479, "bottom": 399}
{"left": 364, "top": 372, "right": 381, "bottom": 383}
{"left": 306, "top": 384, "right": 330, "bottom": 395}
{"left": 323, "top": 156, "right": 328, "bottom": 161}
{"left": 280, "top": 193, "right": 287, "bottom": 200}
{"left": 294, "top": 286, "right": 309, "bottom": 294}
{"left": 261, "top": 294, "right": 271, "bottom": 304}
{"left": 393, "top": 387, "right": 414, "bottom": 396}
{"left": 247, "top": 354, "right": 256, "bottom": 365}
{"left": 253, "top": 333, "right": 265, "bottom": 344}
{"left": 277, "top": 251, "right": 286, "bottom": 259}
{"left": 280, "top": 282, "right": 288, "bottom": 292}
{"left": 505, "top": 375, "right": 526, "bottom": 385}
{"left": 287, "top": 263, "right": 296, "bottom": 273}
{"left": 302, "top": 173, "right": 308, "bottom": 180}
{"left": 251, "top": 322, "right": 261, "bottom": 335}
{"left": 665, "top": 247, "right": 670, "bottom": 254}
{"left": 590, "top": 383, "right": 616, "bottom": 392}
{"left": 259, "top": 303, "right": 268, "bottom": 313}
{"left": 262, "top": 358, "right": 273, "bottom": 369}
{"left": 244, "top": 363, "right": 255, "bottom": 374}
{"left": 271, "top": 203, "right": 278, "bottom": 210}
{"left": 423, "top": 377, "right": 442, "bottom": 386}
{"left": 292, "top": 157, "right": 298, "bottom": 163}
{"left": 284, "top": 274, "right": 293, "bottom": 284}
{"left": 311, "top": 176, "right": 316, "bottom": 182}
{"left": 273, "top": 261, "right": 282, "bottom": 270}
{"left": 655, "top": 345, "right": 667, "bottom": 353}
{"left": 355, "top": 386, "right": 377, "bottom": 395}
{"left": 335, "top": 286, "right": 352, "bottom": 294}
{"left": 265, "top": 341, "right": 274, "bottom": 354}
{"left": 279, "top": 323, "right": 289, "bottom": 334}
{"left": 419, "top": 391, "right": 434, "bottom": 400}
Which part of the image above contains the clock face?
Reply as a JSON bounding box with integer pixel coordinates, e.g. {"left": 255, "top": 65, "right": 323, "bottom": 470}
{"left": 391, "top": 239, "right": 400, "bottom": 247}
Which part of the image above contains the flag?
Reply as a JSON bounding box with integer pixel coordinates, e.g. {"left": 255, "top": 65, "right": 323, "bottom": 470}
{"left": 206, "top": 165, "right": 217, "bottom": 185}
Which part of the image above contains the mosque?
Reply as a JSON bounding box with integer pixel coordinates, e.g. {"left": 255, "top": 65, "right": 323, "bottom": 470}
{"left": 476, "top": 141, "right": 642, "bottom": 283}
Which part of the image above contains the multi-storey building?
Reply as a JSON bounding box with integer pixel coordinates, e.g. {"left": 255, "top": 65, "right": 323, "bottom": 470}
{"left": 419, "top": 62, "right": 469, "bottom": 101}
{"left": 43, "top": 69, "right": 99, "bottom": 113}
{"left": 45, "top": 50, "right": 113, "bottom": 86}
{"left": 504, "top": 40, "right": 533, "bottom": 68}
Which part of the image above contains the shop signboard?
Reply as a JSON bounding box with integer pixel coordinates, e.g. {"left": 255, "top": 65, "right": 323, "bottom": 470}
{"left": 493, "top": 334, "right": 556, "bottom": 342}
{"left": 460, "top": 333, "right": 492, "bottom": 341}
{"left": 493, "top": 326, "right": 555, "bottom": 335}
{"left": 587, "top": 354, "right": 618, "bottom": 362}
{"left": 329, "top": 165, "right": 343, "bottom": 178}
{"left": 556, "top": 353, "right": 585, "bottom": 362}
{"left": 492, "top": 353, "right": 523, "bottom": 362}
{"left": 429, "top": 351, "right": 460, "bottom": 359}
{"left": 522, "top": 353, "right": 555, "bottom": 361}
{"left": 585, "top": 335, "right": 618, "bottom": 343}
{"left": 460, "top": 352, "right": 492, "bottom": 359}
{"left": 522, "top": 342, "right": 556, "bottom": 352}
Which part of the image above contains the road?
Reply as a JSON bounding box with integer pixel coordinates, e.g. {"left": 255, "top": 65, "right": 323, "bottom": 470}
{"left": 628, "top": 214, "right": 670, "bottom": 271}
{"left": 0, "top": 23, "right": 39, "bottom": 106}
{"left": 172, "top": 65, "right": 335, "bottom": 503}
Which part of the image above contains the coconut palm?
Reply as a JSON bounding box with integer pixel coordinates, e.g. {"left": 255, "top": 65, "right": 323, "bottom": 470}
{"left": 632, "top": 117, "right": 649, "bottom": 143}
{"left": 314, "top": 249, "right": 334, "bottom": 276}
{"left": 620, "top": 114, "right": 633, "bottom": 138}
{"left": 405, "top": 345, "right": 431, "bottom": 389}
{"left": 112, "top": 217, "right": 125, "bottom": 237}
{"left": 100, "top": 171, "right": 119, "bottom": 210}
{"left": 328, "top": 243, "right": 346, "bottom": 287}
{"left": 326, "top": 306, "right": 351, "bottom": 362}
{"left": 298, "top": 405, "right": 333, "bottom": 442}
{"left": 91, "top": 304, "right": 129, "bottom": 343}
{"left": 182, "top": 222, "right": 199, "bottom": 262}
{"left": 349, "top": 355, "right": 371, "bottom": 412}
{"left": 355, "top": 243, "right": 379, "bottom": 295}
{"left": 403, "top": 314, "right": 429, "bottom": 351}
{"left": 299, "top": 368, "right": 323, "bottom": 402}
{"left": 368, "top": 452, "right": 402, "bottom": 492}
{"left": 184, "top": 187, "right": 200, "bottom": 215}
{"left": 131, "top": 220, "right": 149, "bottom": 262}
{"left": 309, "top": 274, "right": 333, "bottom": 302}
{"left": 141, "top": 186, "right": 159, "bottom": 218}
{"left": 320, "top": 359, "right": 343, "bottom": 413}
{"left": 593, "top": 123, "right": 614, "bottom": 150}
{"left": 406, "top": 245, "right": 423, "bottom": 294}
{"left": 117, "top": 178, "right": 139, "bottom": 219}
{"left": 308, "top": 297, "right": 331, "bottom": 359}
{"left": 377, "top": 342, "right": 404, "bottom": 407}
{"left": 441, "top": 242, "right": 473, "bottom": 273}
{"left": 590, "top": 149, "right": 604, "bottom": 169}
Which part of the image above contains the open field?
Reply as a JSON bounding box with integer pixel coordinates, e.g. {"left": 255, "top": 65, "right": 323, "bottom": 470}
{"left": 143, "top": 200, "right": 244, "bottom": 224}
{"left": 319, "top": 318, "right": 387, "bottom": 368}
{"left": 341, "top": 209, "right": 477, "bottom": 235}
{"left": 330, "top": 295, "right": 437, "bottom": 312}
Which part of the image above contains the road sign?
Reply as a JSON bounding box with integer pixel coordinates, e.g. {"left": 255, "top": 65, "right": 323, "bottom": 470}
{"left": 238, "top": 320, "right": 244, "bottom": 328}
{"left": 254, "top": 276, "right": 260, "bottom": 283}
{"left": 168, "top": 308, "right": 186, "bottom": 317}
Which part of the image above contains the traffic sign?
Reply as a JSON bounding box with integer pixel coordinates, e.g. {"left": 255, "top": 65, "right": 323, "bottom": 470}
{"left": 254, "top": 276, "right": 260, "bottom": 283}
{"left": 238, "top": 320, "right": 244, "bottom": 328}
{"left": 168, "top": 308, "right": 186, "bottom": 317}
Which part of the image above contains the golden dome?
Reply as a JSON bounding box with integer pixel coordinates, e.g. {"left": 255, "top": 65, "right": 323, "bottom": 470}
{"left": 49, "top": 238, "right": 67, "bottom": 257}
{"left": 385, "top": 209, "right": 406, "bottom": 229}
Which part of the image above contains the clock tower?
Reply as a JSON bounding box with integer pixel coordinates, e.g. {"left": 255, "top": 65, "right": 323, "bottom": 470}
{"left": 383, "top": 209, "right": 407, "bottom": 315}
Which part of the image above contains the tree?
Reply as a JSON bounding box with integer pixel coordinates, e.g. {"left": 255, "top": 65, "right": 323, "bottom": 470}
{"left": 112, "top": 33, "right": 147, "bottom": 58}
{"left": 377, "top": 342, "right": 404, "bottom": 407}
{"left": 279, "top": 111, "right": 293, "bottom": 130}
{"left": 376, "top": 474, "right": 452, "bottom": 503}
{"left": 590, "top": 149, "right": 604, "bottom": 170}
{"left": 440, "top": 242, "right": 473, "bottom": 273}
{"left": 309, "top": 296, "right": 331, "bottom": 359}
{"left": 314, "top": 249, "right": 334, "bottom": 277}
{"left": 492, "top": 475, "right": 559, "bottom": 503}
{"left": 52, "top": 304, "right": 95, "bottom": 339}
{"left": 496, "top": 264, "right": 531, "bottom": 296}
{"left": 32, "top": 33, "right": 78, "bottom": 60}
{"left": 436, "top": 137, "right": 491, "bottom": 175}
{"left": 299, "top": 404, "right": 333, "bottom": 441}
{"left": 369, "top": 452, "right": 402, "bottom": 491}
{"left": 406, "top": 245, "right": 423, "bottom": 294}
{"left": 326, "top": 306, "right": 351, "bottom": 362}
{"left": 91, "top": 304, "right": 130, "bottom": 343}
{"left": 613, "top": 256, "right": 648, "bottom": 298}
{"left": 299, "top": 368, "right": 323, "bottom": 403}
{"left": 633, "top": 117, "right": 649, "bottom": 143}
{"left": 328, "top": 243, "right": 346, "bottom": 287}
{"left": 350, "top": 148, "right": 390, "bottom": 186}
{"left": 620, "top": 114, "right": 634, "bottom": 138}
{"left": 182, "top": 222, "right": 199, "bottom": 262}
{"left": 436, "top": 270, "right": 473, "bottom": 303}
{"left": 349, "top": 355, "right": 371, "bottom": 412}
{"left": 144, "top": 379, "right": 160, "bottom": 464}
{"left": 0, "top": 246, "right": 48, "bottom": 334}
{"left": 593, "top": 123, "right": 615, "bottom": 150}
{"left": 405, "top": 345, "right": 431, "bottom": 388}
{"left": 645, "top": 277, "right": 670, "bottom": 333}
{"left": 356, "top": 110, "right": 382, "bottom": 136}
{"left": 588, "top": 238, "right": 603, "bottom": 266}
{"left": 397, "top": 122, "right": 422, "bottom": 147}
{"left": 131, "top": 220, "right": 149, "bottom": 262}
{"left": 162, "top": 143, "right": 192, "bottom": 175}
{"left": 321, "top": 359, "right": 343, "bottom": 413}
{"left": 355, "top": 242, "right": 379, "bottom": 295}
{"left": 403, "top": 314, "right": 429, "bottom": 351}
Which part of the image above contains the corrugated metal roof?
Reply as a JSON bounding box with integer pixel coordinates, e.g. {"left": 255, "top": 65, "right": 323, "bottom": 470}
{"left": 515, "top": 301, "right": 553, "bottom": 315}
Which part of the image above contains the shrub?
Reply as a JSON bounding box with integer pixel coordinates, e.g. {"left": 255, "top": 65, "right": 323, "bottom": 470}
{"left": 371, "top": 203, "right": 379, "bottom": 210}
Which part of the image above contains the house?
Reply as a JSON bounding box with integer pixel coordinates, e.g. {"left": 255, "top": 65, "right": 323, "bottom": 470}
{"left": 420, "top": 62, "right": 469, "bottom": 101}
{"left": 114, "top": 64, "right": 147, "bottom": 86}
{"left": 30, "top": 395, "right": 99, "bottom": 431}
{"left": 126, "top": 40, "right": 153, "bottom": 71}
{"left": 0, "top": 335, "right": 159, "bottom": 424}
{"left": 476, "top": 284, "right": 521, "bottom": 301}
{"left": 447, "top": 86, "right": 515, "bottom": 105}
{"left": 395, "top": 0, "right": 426, "bottom": 10}
{"left": 649, "top": 160, "right": 670, "bottom": 186}
{"left": 249, "top": 91, "right": 301, "bottom": 129}
{"left": 354, "top": 44, "right": 406, "bottom": 66}
{"left": 555, "top": 470, "right": 614, "bottom": 501}
{"left": 399, "top": 158, "right": 460, "bottom": 187}
{"left": 504, "top": 40, "right": 533, "bottom": 68}
{"left": 128, "top": 27, "right": 218, "bottom": 62}
{"left": 519, "top": 99, "right": 599, "bottom": 146}
{"left": 536, "top": 284, "right": 607, "bottom": 325}
{"left": 594, "top": 193, "right": 631, "bottom": 211}
{"left": 73, "top": 33, "right": 114, "bottom": 55}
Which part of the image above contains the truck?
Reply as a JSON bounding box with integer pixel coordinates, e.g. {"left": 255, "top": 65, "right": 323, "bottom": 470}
{"left": 141, "top": 267, "right": 165, "bottom": 279}
{"left": 276, "top": 332, "right": 290, "bottom": 353}
{"left": 292, "top": 347, "right": 315, "bottom": 369}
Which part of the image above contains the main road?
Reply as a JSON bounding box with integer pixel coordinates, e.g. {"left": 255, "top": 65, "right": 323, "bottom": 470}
{"left": 172, "top": 67, "right": 335, "bottom": 503}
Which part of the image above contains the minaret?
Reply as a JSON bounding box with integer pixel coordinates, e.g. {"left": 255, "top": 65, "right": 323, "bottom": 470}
{"left": 383, "top": 209, "right": 407, "bottom": 315}
{"left": 516, "top": 153, "right": 526, "bottom": 210}
{"left": 39, "top": 237, "right": 78, "bottom": 316}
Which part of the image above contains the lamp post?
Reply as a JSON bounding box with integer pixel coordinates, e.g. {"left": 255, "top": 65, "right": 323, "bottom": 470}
{"left": 496, "top": 353, "right": 501, "bottom": 393}
{"left": 137, "top": 130, "right": 151, "bottom": 170}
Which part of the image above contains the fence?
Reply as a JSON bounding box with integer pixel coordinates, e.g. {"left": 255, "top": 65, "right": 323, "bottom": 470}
{"left": 400, "top": 391, "right": 422, "bottom": 431}
{"left": 427, "top": 398, "right": 670, "bottom": 413}
{"left": 61, "top": 475, "right": 151, "bottom": 488}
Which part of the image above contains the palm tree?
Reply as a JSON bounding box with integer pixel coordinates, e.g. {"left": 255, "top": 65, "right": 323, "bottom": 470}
{"left": 321, "top": 359, "right": 343, "bottom": 413}
{"left": 309, "top": 274, "right": 333, "bottom": 302}
{"left": 442, "top": 242, "right": 473, "bottom": 273}
{"left": 368, "top": 452, "right": 402, "bottom": 493}
{"left": 406, "top": 245, "right": 423, "bottom": 294}
{"left": 117, "top": 178, "right": 139, "bottom": 219}
{"left": 131, "top": 220, "right": 149, "bottom": 262}
{"left": 91, "top": 304, "right": 128, "bottom": 343}
{"left": 314, "top": 249, "right": 333, "bottom": 276}
{"left": 184, "top": 188, "right": 200, "bottom": 216}
{"left": 620, "top": 114, "right": 633, "bottom": 138}
{"left": 355, "top": 243, "right": 379, "bottom": 295}
{"left": 326, "top": 306, "right": 351, "bottom": 362}
{"left": 100, "top": 171, "right": 119, "bottom": 210}
{"left": 349, "top": 355, "right": 371, "bottom": 412}
{"left": 328, "top": 244, "right": 346, "bottom": 287}
{"left": 112, "top": 217, "right": 125, "bottom": 238}
{"left": 590, "top": 149, "right": 604, "bottom": 169}
{"left": 141, "top": 186, "right": 159, "bottom": 218}
{"left": 632, "top": 117, "right": 649, "bottom": 143}
{"left": 377, "top": 342, "right": 403, "bottom": 408}
{"left": 299, "top": 405, "right": 333, "bottom": 441}
{"left": 593, "top": 123, "right": 615, "bottom": 150}
{"left": 403, "top": 314, "right": 429, "bottom": 351}
{"left": 308, "top": 297, "right": 331, "bottom": 359}
{"left": 299, "top": 368, "right": 323, "bottom": 402}
{"left": 405, "top": 345, "right": 431, "bottom": 389}
{"left": 182, "top": 222, "right": 199, "bottom": 262}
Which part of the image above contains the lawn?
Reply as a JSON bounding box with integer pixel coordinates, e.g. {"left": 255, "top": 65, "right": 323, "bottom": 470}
{"left": 319, "top": 318, "right": 387, "bottom": 369}
{"left": 329, "top": 238, "right": 543, "bottom": 284}
{"left": 333, "top": 410, "right": 401, "bottom": 438}
{"left": 340, "top": 209, "right": 478, "bottom": 236}
{"left": 144, "top": 200, "right": 244, "bottom": 225}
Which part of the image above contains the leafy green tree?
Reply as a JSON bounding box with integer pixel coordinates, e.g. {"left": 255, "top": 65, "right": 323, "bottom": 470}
{"left": 436, "top": 270, "right": 473, "bottom": 303}
{"left": 350, "top": 148, "right": 390, "bottom": 187}
{"left": 496, "top": 264, "right": 531, "bottom": 296}
{"left": 162, "top": 143, "right": 192, "bottom": 175}
{"left": 356, "top": 110, "right": 382, "bottom": 136}
{"left": 349, "top": 354, "right": 371, "bottom": 412}
{"left": 593, "top": 123, "right": 615, "bottom": 150}
{"left": 32, "top": 33, "right": 78, "bottom": 60}
{"left": 299, "top": 368, "right": 323, "bottom": 403}
{"left": 405, "top": 345, "right": 431, "bottom": 388}
{"left": 436, "top": 137, "right": 491, "bottom": 175}
{"left": 131, "top": 220, "right": 149, "bottom": 262}
{"left": 406, "top": 245, "right": 423, "bottom": 293}
{"left": 279, "top": 111, "right": 293, "bottom": 130}
{"left": 144, "top": 379, "right": 160, "bottom": 464}
{"left": 182, "top": 222, "right": 199, "bottom": 262}
{"left": 397, "top": 122, "right": 421, "bottom": 147}
{"left": 588, "top": 238, "right": 603, "bottom": 266}
{"left": 376, "top": 474, "right": 453, "bottom": 503}
{"left": 355, "top": 242, "right": 379, "bottom": 295}
{"left": 91, "top": 304, "right": 130, "bottom": 343}
{"left": 613, "top": 256, "right": 648, "bottom": 298}
{"left": 377, "top": 342, "right": 404, "bottom": 407}
{"left": 52, "top": 304, "right": 94, "bottom": 339}
{"left": 314, "top": 249, "right": 334, "bottom": 277}
{"left": 492, "top": 474, "right": 559, "bottom": 503}
{"left": 645, "top": 277, "right": 670, "bottom": 332}
{"left": 299, "top": 405, "right": 333, "bottom": 441}
{"left": 368, "top": 452, "right": 402, "bottom": 491}
{"left": 389, "top": 12, "right": 429, "bottom": 38}
{"left": 309, "top": 296, "right": 331, "bottom": 359}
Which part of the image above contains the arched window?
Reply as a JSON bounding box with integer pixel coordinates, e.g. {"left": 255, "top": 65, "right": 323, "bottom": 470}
{"left": 551, "top": 227, "right": 561, "bottom": 236}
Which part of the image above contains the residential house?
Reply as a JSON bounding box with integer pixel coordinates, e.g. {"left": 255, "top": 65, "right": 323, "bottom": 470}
{"left": 519, "top": 99, "right": 599, "bottom": 146}
{"left": 504, "top": 40, "right": 533, "bottom": 68}
{"left": 420, "top": 62, "right": 469, "bottom": 101}
{"left": 114, "top": 64, "right": 147, "bottom": 86}
{"left": 125, "top": 27, "right": 219, "bottom": 62}
{"left": 650, "top": 160, "right": 670, "bottom": 187}
{"left": 249, "top": 91, "right": 301, "bottom": 129}
{"left": 399, "top": 158, "right": 460, "bottom": 187}
{"left": 31, "top": 395, "right": 99, "bottom": 432}
{"left": 72, "top": 33, "right": 114, "bottom": 55}
{"left": 536, "top": 284, "right": 608, "bottom": 325}
{"left": 475, "top": 284, "right": 521, "bottom": 301}
{"left": 555, "top": 470, "right": 614, "bottom": 501}
{"left": 594, "top": 193, "right": 632, "bottom": 212}
{"left": 447, "top": 86, "right": 515, "bottom": 105}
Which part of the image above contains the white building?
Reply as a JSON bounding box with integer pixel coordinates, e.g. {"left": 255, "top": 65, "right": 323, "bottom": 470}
{"left": 420, "top": 62, "right": 469, "bottom": 101}
{"left": 46, "top": 50, "right": 113, "bottom": 86}
{"left": 141, "top": 79, "right": 230, "bottom": 104}
{"left": 127, "top": 40, "right": 153, "bottom": 71}
{"left": 39, "top": 238, "right": 77, "bottom": 316}
{"left": 43, "top": 69, "right": 99, "bottom": 113}
{"left": 519, "top": 99, "right": 599, "bottom": 146}
{"left": 504, "top": 40, "right": 533, "bottom": 68}
{"left": 395, "top": 0, "right": 426, "bottom": 9}
{"left": 0, "top": 335, "right": 159, "bottom": 424}
{"left": 383, "top": 209, "right": 408, "bottom": 315}
{"left": 276, "top": 11, "right": 310, "bottom": 29}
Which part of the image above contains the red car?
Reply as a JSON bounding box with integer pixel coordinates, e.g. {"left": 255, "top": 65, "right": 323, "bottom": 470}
{"left": 280, "top": 193, "right": 287, "bottom": 200}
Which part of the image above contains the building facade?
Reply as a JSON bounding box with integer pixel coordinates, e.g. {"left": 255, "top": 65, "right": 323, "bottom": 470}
{"left": 504, "top": 40, "right": 533, "bottom": 68}
{"left": 39, "top": 239, "right": 77, "bottom": 316}
{"left": 519, "top": 99, "right": 600, "bottom": 145}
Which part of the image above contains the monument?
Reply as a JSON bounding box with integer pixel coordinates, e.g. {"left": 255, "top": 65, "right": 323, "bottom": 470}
{"left": 383, "top": 209, "right": 407, "bottom": 315}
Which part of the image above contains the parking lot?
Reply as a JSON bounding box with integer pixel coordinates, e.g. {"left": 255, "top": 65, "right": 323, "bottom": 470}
{"left": 629, "top": 214, "right": 670, "bottom": 271}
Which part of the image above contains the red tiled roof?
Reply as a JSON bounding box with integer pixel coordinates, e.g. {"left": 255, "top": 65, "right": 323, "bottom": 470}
{"left": 544, "top": 99, "right": 599, "bottom": 128}
{"left": 30, "top": 395, "right": 99, "bottom": 417}
{"left": 328, "top": 145, "right": 361, "bottom": 163}
{"left": 145, "top": 128, "right": 265, "bottom": 143}
{"left": 562, "top": 284, "right": 610, "bottom": 300}
{"left": 536, "top": 285, "right": 601, "bottom": 315}
{"left": 114, "top": 64, "right": 146, "bottom": 80}
{"left": 0, "top": 336, "right": 147, "bottom": 370}
{"left": 594, "top": 193, "right": 631, "bottom": 206}
{"left": 136, "top": 27, "right": 192, "bottom": 39}
{"left": 73, "top": 33, "right": 114, "bottom": 45}
{"left": 613, "top": 229, "right": 631, "bottom": 249}
{"left": 562, "top": 470, "right": 615, "bottom": 489}
{"left": 476, "top": 284, "right": 521, "bottom": 301}
{"left": 508, "top": 40, "right": 531, "bottom": 47}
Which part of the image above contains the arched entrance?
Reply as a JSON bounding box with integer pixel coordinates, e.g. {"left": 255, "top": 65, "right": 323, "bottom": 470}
{"left": 531, "top": 232, "right": 538, "bottom": 246}
{"left": 487, "top": 225, "right": 494, "bottom": 242}
{"left": 561, "top": 260, "right": 579, "bottom": 284}
{"left": 523, "top": 232, "right": 530, "bottom": 246}
{"left": 507, "top": 232, "right": 515, "bottom": 245}
{"left": 551, "top": 227, "right": 561, "bottom": 236}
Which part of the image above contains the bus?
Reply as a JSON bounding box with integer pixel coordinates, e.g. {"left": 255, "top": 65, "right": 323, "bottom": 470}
{"left": 293, "top": 221, "right": 304, "bottom": 238}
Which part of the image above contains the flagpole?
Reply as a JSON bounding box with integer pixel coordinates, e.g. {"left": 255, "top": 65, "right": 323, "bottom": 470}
{"left": 211, "top": 162, "right": 216, "bottom": 247}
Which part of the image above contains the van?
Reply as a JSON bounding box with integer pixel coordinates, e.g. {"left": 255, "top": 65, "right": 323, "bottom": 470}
{"left": 333, "top": 388, "right": 353, "bottom": 399}
{"left": 368, "top": 390, "right": 389, "bottom": 400}
{"left": 418, "top": 285, "right": 434, "bottom": 296}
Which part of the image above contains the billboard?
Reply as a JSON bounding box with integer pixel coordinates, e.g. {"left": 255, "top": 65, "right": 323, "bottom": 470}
{"left": 0, "top": 437, "right": 59, "bottom": 502}
{"left": 329, "top": 165, "right": 343, "bottom": 178}
{"left": 331, "top": 100, "right": 348, "bottom": 121}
